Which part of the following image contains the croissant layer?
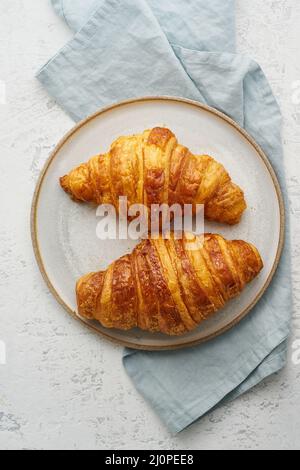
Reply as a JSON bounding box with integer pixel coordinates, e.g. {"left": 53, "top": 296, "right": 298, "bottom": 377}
{"left": 76, "top": 233, "right": 263, "bottom": 336}
{"left": 60, "top": 128, "right": 247, "bottom": 225}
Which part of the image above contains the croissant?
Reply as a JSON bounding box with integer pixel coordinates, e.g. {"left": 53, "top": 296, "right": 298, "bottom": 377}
{"left": 60, "top": 128, "right": 246, "bottom": 225}
{"left": 76, "top": 233, "right": 263, "bottom": 335}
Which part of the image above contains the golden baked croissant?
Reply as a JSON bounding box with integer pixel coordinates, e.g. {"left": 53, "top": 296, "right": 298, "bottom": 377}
{"left": 60, "top": 128, "right": 246, "bottom": 225}
{"left": 76, "top": 233, "right": 263, "bottom": 335}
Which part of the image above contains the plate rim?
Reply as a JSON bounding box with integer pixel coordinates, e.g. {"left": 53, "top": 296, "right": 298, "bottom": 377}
{"left": 31, "top": 95, "right": 285, "bottom": 351}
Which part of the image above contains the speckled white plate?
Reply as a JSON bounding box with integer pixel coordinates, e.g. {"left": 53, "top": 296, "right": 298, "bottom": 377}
{"left": 31, "top": 97, "right": 285, "bottom": 350}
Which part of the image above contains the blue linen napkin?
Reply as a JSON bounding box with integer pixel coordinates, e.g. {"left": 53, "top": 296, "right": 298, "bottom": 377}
{"left": 38, "top": 0, "right": 292, "bottom": 433}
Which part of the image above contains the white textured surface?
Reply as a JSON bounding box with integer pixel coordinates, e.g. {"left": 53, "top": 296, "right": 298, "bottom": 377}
{"left": 0, "top": 0, "right": 299, "bottom": 450}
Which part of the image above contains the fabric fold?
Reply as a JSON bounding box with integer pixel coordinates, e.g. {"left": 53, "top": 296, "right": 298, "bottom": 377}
{"left": 37, "top": 0, "right": 292, "bottom": 433}
{"left": 51, "top": 0, "right": 236, "bottom": 52}
{"left": 39, "top": 0, "right": 204, "bottom": 121}
{"left": 123, "top": 335, "right": 288, "bottom": 433}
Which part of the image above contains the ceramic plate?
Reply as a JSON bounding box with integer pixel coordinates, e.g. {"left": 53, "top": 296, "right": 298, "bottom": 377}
{"left": 31, "top": 97, "right": 285, "bottom": 350}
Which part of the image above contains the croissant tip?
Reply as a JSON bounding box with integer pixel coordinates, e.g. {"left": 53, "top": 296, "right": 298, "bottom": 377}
{"left": 251, "top": 243, "right": 264, "bottom": 272}
{"left": 60, "top": 175, "right": 70, "bottom": 193}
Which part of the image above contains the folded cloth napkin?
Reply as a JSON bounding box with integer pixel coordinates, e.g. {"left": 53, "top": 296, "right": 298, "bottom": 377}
{"left": 38, "top": 0, "right": 292, "bottom": 433}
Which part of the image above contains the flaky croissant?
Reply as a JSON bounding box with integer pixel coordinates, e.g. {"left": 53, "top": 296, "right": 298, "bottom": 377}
{"left": 76, "top": 233, "right": 263, "bottom": 336}
{"left": 60, "top": 128, "right": 246, "bottom": 225}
